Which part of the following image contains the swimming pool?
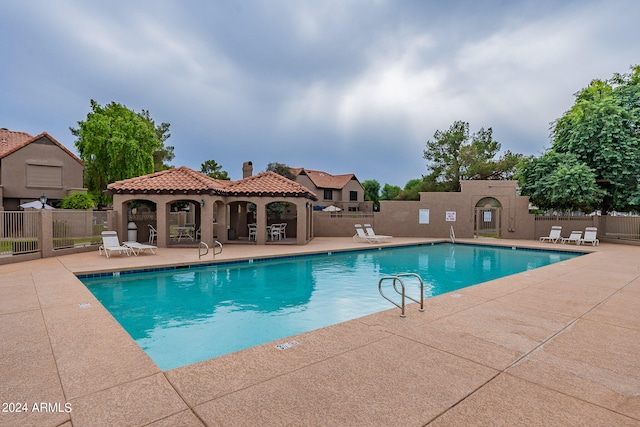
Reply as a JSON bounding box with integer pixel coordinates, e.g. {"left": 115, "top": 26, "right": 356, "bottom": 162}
{"left": 81, "top": 243, "right": 580, "bottom": 370}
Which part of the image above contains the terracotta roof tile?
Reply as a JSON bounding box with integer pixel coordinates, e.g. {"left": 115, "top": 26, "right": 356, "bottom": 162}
{"left": 107, "top": 166, "right": 227, "bottom": 194}
{"left": 0, "top": 128, "right": 83, "bottom": 165}
{"left": 293, "top": 168, "right": 357, "bottom": 189}
{"left": 107, "top": 167, "right": 317, "bottom": 200}
{"left": 222, "top": 171, "right": 317, "bottom": 200}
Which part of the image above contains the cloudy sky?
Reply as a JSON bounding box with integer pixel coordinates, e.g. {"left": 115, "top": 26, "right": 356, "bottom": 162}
{"left": 3, "top": 1, "right": 639, "bottom": 187}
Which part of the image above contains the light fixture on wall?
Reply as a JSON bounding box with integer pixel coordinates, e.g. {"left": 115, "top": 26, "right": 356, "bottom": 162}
{"left": 39, "top": 194, "right": 48, "bottom": 209}
{"left": 200, "top": 199, "right": 205, "bottom": 207}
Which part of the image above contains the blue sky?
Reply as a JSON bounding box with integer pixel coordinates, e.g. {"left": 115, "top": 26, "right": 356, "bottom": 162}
{"left": 2, "top": 0, "right": 639, "bottom": 187}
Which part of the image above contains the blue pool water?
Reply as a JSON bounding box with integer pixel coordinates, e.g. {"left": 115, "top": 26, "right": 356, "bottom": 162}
{"left": 81, "top": 243, "right": 579, "bottom": 370}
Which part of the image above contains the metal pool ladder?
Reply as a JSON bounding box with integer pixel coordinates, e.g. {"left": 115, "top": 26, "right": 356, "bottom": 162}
{"left": 199, "top": 240, "right": 223, "bottom": 259}
{"left": 378, "top": 273, "right": 426, "bottom": 317}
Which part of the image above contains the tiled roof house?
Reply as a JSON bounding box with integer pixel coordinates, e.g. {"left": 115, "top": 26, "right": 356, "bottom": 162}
{"left": 108, "top": 165, "right": 317, "bottom": 246}
{"left": 0, "top": 128, "right": 85, "bottom": 210}
{"left": 291, "top": 168, "right": 370, "bottom": 212}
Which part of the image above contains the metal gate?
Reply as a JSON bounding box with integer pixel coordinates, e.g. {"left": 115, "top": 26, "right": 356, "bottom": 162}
{"left": 474, "top": 207, "right": 501, "bottom": 238}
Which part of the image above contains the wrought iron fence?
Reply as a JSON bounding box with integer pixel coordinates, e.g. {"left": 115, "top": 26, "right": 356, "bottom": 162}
{"left": 0, "top": 211, "right": 40, "bottom": 255}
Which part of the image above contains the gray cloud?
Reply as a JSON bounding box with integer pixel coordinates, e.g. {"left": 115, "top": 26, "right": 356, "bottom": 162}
{"left": 2, "top": 0, "right": 638, "bottom": 186}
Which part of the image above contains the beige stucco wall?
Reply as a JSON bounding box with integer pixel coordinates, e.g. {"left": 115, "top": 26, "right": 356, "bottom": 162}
{"left": 314, "top": 180, "right": 536, "bottom": 240}
{"left": 1, "top": 138, "right": 84, "bottom": 209}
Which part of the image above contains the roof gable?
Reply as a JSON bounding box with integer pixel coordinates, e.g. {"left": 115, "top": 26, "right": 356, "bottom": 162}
{"left": 0, "top": 128, "right": 83, "bottom": 166}
{"left": 107, "top": 167, "right": 318, "bottom": 200}
{"left": 293, "top": 168, "right": 358, "bottom": 190}
{"left": 222, "top": 171, "right": 317, "bottom": 200}
{"left": 107, "top": 166, "right": 228, "bottom": 194}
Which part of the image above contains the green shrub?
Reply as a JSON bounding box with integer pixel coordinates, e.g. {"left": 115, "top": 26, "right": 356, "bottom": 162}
{"left": 61, "top": 193, "right": 94, "bottom": 210}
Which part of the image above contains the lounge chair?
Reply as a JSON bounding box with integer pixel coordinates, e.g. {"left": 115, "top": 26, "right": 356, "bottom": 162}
{"left": 363, "top": 224, "right": 392, "bottom": 242}
{"left": 353, "top": 224, "right": 389, "bottom": 243}
{"left": 540, "top": 226, "right": 562, "bottom": 243}
{"left": 99, "top": 231, "right": 131, "bottom": 258}
{"left": 123, "top": 241, "right": 158, "bottom": 255}
{"left": 579, "top": 227, "right": 600, "bottom": 246}
{"left": 561, "top": 231, "right": 582, "bottom": 245}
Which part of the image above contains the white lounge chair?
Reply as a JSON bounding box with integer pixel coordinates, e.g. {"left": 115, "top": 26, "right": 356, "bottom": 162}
{"left": 363, "top": 224, "right": 392, "bottom": 242}
{"left": 123, "top": 241, "right": 158, "bottom": 255}
{"left": 579, "top": 227, "right": 600, "bottom": 246}
{"left": 353, "top": 224, "right": 389, "bottom": 243}
{"left": 561, "top": 231, "right": 582, "bottom": 245}
{"left": 99, "top": 231, "right": 131, "bottom": 258}
{"left": 540, "top": 226, "right": 562, "bottom": 243}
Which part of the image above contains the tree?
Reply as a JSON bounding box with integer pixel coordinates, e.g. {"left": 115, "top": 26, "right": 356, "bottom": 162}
{"left": 396, "top": 178, "right": 429, "bottom": 201}
{"left": 380, "top": 184, "right": 402, "bottom": 200}
{"left": 71, "top": 100, "right": 164, "bottom": 207}
{"left": 264, "top": 162, "right": 295, "bottom": 218}
{"left": 201, "top": 160, "right": 230, "bottom": 180}
{"left": 139, "top": 109, "right": 174, "bottom": 171}
{"left": 266, "top": 162, "right": 296, "bottom": 180}
{"left": 362, "top": 179, "right": 380, "bottom": 210}
{"left": 423, "top": 120, "right": 511, "bottom": 191}
{"left": 550, "top": 65, "right": 640, "bottom": 212}
{"left": 517, "top": 152, "right": 602, "bottom": 212}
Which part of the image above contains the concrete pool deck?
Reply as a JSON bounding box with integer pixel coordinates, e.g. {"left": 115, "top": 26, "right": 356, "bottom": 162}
{"left": 1, "top": 237, "right": 639, "bottom": 426}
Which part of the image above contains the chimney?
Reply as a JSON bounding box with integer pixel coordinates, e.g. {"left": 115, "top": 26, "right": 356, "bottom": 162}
{"left": 242, "top": 161, "right": 253, "bottom": 178}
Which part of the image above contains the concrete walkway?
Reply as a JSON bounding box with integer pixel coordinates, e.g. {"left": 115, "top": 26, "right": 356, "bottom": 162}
{"left": 1, "top": 238, "right": 638, "bottom": 426}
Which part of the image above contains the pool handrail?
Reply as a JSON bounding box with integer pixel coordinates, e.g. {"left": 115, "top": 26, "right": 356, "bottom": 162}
{"left": 378, "top": 273, "right": 426, "bottom": 317}
{"left": 199, "top": 240, "right": 223, "bottom": 259}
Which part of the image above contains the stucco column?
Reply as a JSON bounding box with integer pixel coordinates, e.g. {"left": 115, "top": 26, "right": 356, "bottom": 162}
{"left": 255, "top": 201, "right": 267, "bottom": 245}
{"left": 157, "top": 202, "right": 169, "bottom": 248}
{"left": 40, "top": 209, "right": 53, "bottom": 257}
{"left": 216, "top": 202, "right": 228, "bottom": 244}
{"left": 200, "top": 200, "right": 214, "bottom": 247}
{"left": 296, "top": 200, "right": 307, "bottom": 245}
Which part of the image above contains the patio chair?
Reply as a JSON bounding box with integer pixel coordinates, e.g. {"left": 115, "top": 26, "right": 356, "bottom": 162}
{"left": 123, "top": 241, "right": 158, "bottom": 255}
{"left": 363, "top": 224, "right": 392, "bottom": 242}
{"left": 269, "top": 224, "right": 282, "bottom": 240}
{"left": 540, "top": 226, "right": 562, "bottom": 243}
{"left": 579, "top": 227, "right": 600, "bottom": 246}
{"left": 148, "top": 224, "right": 157, "bottom": 244}
{"left": 99, "top": 231, "right": 131, "bottom": 258}
{"left": 279, "top": 223, "right": 287, "bottom": 239}
{"left": 248, "top": 224, "right": 257, "bottom": 241}
{"left": 561, "top": 230, "right": 582, "bottom": 245}
{"left": 353, "top": 224, "right": 389, "bottom": 243}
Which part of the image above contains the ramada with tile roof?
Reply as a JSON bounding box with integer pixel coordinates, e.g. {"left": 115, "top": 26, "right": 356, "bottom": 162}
{"left": 0, "top": 128, "right": 85, "bottom": 210}
{"left": 107, "top": 166, "right": 318, "bottom": 246}
{"left": 291, "top": 167, "right": 372, "bottom": 212}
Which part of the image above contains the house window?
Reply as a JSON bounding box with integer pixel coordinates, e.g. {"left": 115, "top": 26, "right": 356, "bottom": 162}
{"left": 349, "top": 191, "right": 358, "bottom": 201}
{"left": 324, "top": 189, "right": 333, "bottom": 200}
